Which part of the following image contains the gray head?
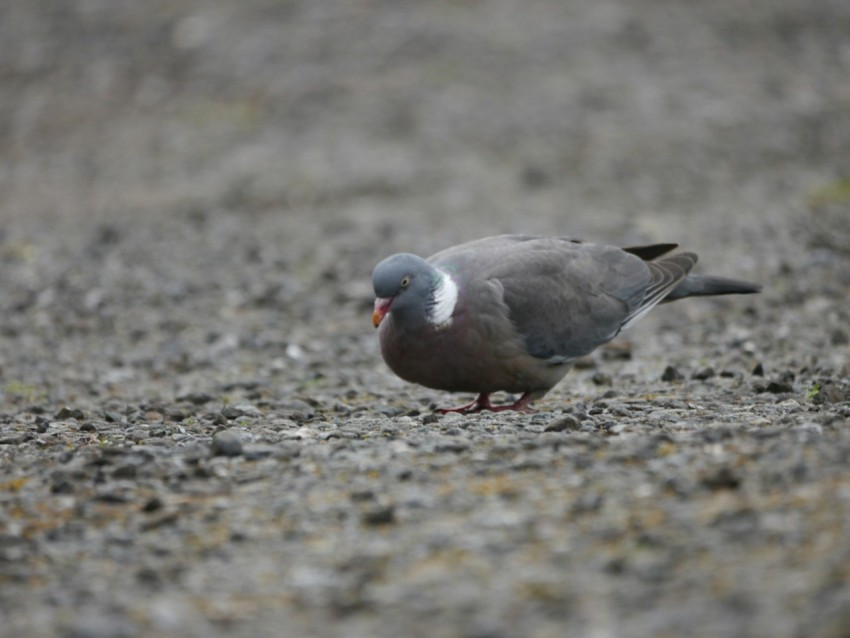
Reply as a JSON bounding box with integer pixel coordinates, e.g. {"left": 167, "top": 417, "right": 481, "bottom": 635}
{"left": 372, "top": 253, "right": 443, "bottom": 331}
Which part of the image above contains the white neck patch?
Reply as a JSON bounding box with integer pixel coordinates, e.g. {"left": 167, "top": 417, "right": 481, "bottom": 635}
{"left": 428, "top": 270, "right": 458, "bottom": 328}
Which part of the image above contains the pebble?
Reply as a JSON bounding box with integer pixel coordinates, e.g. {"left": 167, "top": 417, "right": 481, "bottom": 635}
{"left": 792, "top": 422, "right": 824, "bottom": 436}
{"left": 211, "top": 429, "right": 243, "bottom": 457}
{"left": 692, "top": 366, "right": 716, "bottom": 380}
{"left": 242, "top": 445, "right": 277, "bottom": 460}
{"left": 591, "top": 372, "right": 613, "bottom": 386}
{"left": 362, "top": 505, "right": 396, "bottom": 526}
{"left": 178, "top": 392, "right": 215, "bottom": 405}
{"left": 765, "top": 380, "right": 794, "bottom": 394}
{"left": 661, "top": 366, "right": 684, "bottom": 382}
{"left": 701, "top": 466, "right": 741, "bottom": 491}
{"left": 221, "top": 404, "right": 262, "bottom": 419}
{"left": 544, "top": 415, "right": 581, "bottom": 432}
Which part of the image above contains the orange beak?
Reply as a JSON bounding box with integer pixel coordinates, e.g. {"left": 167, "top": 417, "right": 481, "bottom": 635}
{"left": 372, "top": 298, "right": 392, "bottom": 328}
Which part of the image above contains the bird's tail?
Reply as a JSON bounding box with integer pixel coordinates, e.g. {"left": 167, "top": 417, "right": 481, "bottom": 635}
{"left": 663, "top": 274, "right": 762, "bottom": 302}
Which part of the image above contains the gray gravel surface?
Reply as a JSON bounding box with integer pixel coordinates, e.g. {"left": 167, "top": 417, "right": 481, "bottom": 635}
{"left": 2, "top": 1, "right": 850, "bottom": 637}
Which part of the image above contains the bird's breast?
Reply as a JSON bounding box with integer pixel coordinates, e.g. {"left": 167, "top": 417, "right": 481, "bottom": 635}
{"left": 377, "top": 309, "right": 565, "bottom": 394}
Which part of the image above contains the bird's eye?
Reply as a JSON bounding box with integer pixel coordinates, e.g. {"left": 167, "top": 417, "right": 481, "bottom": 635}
{"left": 400, "top": 275, "right": 411, "bottom": 288}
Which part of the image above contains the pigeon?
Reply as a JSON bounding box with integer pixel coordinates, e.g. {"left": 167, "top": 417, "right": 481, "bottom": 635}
{"left": 371, "top": 234, "right": 761, "bottom": 413}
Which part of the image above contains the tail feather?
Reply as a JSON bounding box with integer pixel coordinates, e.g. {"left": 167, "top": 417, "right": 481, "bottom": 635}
{"left": 663, "top": 274, "right": 762, "bottom": 302}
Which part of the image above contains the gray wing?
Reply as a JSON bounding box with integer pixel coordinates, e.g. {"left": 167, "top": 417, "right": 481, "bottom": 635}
{"left": 434, "top": 237, "right": 695, "bottom": 362}
{"left": 428, "top": 234, "right": 585, "bottom": 263}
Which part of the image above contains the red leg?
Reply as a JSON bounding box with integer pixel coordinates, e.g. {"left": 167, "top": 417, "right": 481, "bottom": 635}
{"left": 488, "top": 391, "right": 536, "bottom": 413}
{"left": 435, "top": 393, "right": 495, "bottom": 414}
{"left": 435, "top": 392, "right": 536, "bottom": 414}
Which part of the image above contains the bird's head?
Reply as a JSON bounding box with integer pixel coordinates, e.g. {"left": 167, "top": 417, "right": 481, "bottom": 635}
{"left": 371, "top": 253, "right": 457, "bottom": 330}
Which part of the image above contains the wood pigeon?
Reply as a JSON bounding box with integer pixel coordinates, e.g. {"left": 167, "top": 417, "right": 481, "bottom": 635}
{"left": 371, "top": 235, "right": 761, "bottom": 413}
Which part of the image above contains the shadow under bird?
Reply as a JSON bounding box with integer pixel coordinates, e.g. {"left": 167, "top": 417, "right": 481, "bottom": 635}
{"left": 371, "top": 235, "right": 761, "bottom": 413}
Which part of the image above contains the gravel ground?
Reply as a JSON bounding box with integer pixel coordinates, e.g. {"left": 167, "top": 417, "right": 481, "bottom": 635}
{"left": 2, "top": 1, "right": 850, "bottom": 637}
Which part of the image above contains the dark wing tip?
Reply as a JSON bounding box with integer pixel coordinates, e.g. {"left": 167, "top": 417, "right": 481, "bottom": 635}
{"left": 622, "top": 243, "right": 680, "bottom": 261}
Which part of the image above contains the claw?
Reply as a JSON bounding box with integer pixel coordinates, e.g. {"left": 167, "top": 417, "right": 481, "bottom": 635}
{"left": 435, "top": 392, "right": 536, "bottom": 414}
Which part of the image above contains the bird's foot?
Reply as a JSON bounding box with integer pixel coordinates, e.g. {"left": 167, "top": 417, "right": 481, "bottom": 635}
{"left": 435, "top": 392, "right": 536, "bottom": 414}
{"left": 435, "top": 393, "right": 493, "bottom": 414}
{"left": 497, "top": 392, "right": 537, "bottom": 413}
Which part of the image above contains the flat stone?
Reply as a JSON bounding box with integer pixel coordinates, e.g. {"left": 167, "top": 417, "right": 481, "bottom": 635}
{"left": 212, "top": 429, "right": 243, "bottom": 457}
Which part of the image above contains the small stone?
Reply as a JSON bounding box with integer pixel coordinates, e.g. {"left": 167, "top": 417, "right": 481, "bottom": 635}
{"left": 127, "top": 428, "right": 150, "bottom": 443}
{"left": 139, "top": 510, "right": 180, "bottom": 531}
{"left": 601, "top": 341, "right": 633, "bottom": 360}
{"left": 136, "top": 567, "right": 161, "bottom": 587}
{"left": 166, "top": 409, "right": 188, "bottom": 422}
{"left": 94, "top": 490, "right": 129, "bottom": 504}
{"left": 566, "top": 402, "right": 588, "bottom": 420}
{"left": 212, "top": 429, "right": 243, "bottom": 457}
{"left": 752, "top": 362, "right": 765, "bottom": 376}
{"left": 571, "top": 493, "right": 603, "bottom": 514}
{"left": 99, "top": 445, "right": 132, "bottom": 457}
{"left": 433, "top": 439, "right": 470, "bottom": 453}
{"left": 113, "top": 464, "right": 138, "bottom": 479}
{"left": 661, "top": 365, "right": 684, "bottom": 382}
{"left": 277, "top": 398, "right": 313, "bottom": 411}
{"left": 765, "top": 380, "right": 793, "bottom": 394}
{"left": 350, "top": 489, "right": 375, "bottom": 502}
{"left": 273, "top": 444, "right": 301, "bottom": 460}
{"left": 701, "top": 466, "right": 740, "bottom": 490}
{"left": 178, "top": 392, "right": 214, "bottom": 405}
{"left": 221, "top": 404, "right": 261, "bottom": 420}
{"left": 545, "top": 415, "right": 581, "bottom": 432}
{"left": 55, "top": 406, "right": 85, "bottom": 420}
{"left": 362, "top": 505, "right": 395, "bottom": 526}
{"left": 692, "top": 366, "right": 715, "bottom": 380}
{"left": 793, "top": 422, "right": 823, "bottom": 436}
{"left": 142, "top": 497, "right": 164, "bottom": 512}
{"left": 79, "top": 422, "right": 97, "bottom": 432}
{"left": 242, "top": 445, "right": 276, "bottom": 460}
{"left": 51, "top": 480, "right": 74, "bottom": 494}
{"left": 591, "top": 372, "right": 613, "bottom": 386}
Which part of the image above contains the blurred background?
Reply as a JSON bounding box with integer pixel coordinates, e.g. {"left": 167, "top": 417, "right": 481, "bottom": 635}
{"left": 0, "top": 0, "right": 848, "bottom": 400}
{"left": 3, "top": 0, "right": 849, "bottom": 235}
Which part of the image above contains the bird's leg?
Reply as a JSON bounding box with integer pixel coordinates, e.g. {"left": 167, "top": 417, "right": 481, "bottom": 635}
{"left": 488, "top": 391, "right": 537, "bottom": 414}
{"left": 435, "top": 392, "right": 536, "bottom": 414}
{"left": 435, "top": 393, "right": 495, "bottom": 414}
